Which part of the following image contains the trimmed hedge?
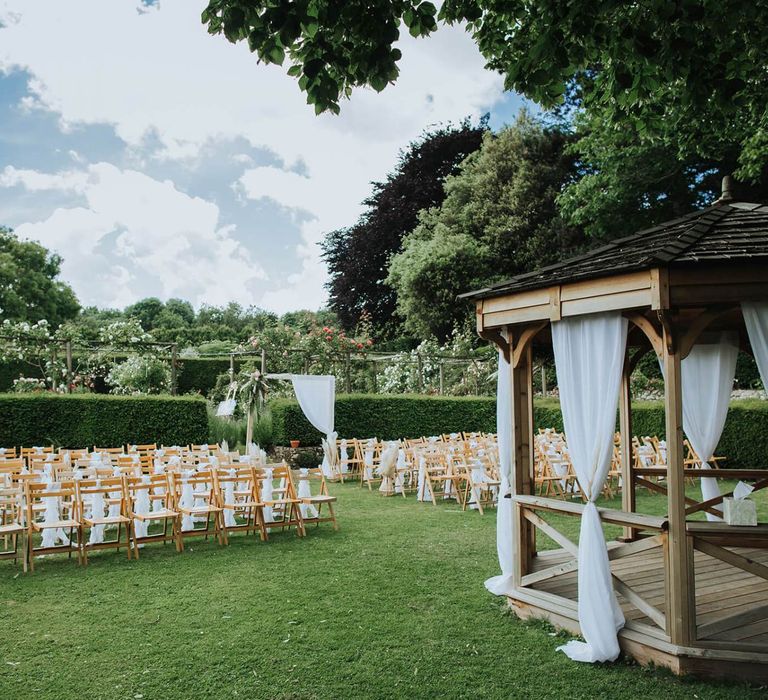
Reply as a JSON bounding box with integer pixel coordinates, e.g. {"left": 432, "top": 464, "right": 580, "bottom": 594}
{"left": 271, "top": 394, "right": 496, "bottom": 446}
{"left": 0, "top": 393, "right": 208, "bottom": 448}
{"left": 270, "top": 395, "right": 768, "bottom": 469}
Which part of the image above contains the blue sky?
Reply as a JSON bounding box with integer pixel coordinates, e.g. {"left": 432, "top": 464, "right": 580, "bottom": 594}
{"left": 0, "top": 0, "right": 527, "bottom": 313}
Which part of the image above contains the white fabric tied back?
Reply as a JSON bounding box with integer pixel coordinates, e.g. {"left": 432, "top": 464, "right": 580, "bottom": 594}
{"left": 152, "top": 460, "right": 166, "bottom": 513}
{"left": 743, "top": 302, "right": 768, "bottom": 390}
{"left": 552, "top": 312, "right": 628, "bottom": 663}
{"left": 364, "top": 440, "right": 375, "bottom": 480}
{"left": 377, "top": 444, "right": 398, "bottom": 494}
{"left": 108, "top": 467, "right": 122, "bottom": 520}
{"left": 223, "top": 468, "right": 237, "bottom": 527}
{"left": 297, "top": 468, "right": 318, "bottom": 518}
{"left": 87, "top": 484, "right": 106, "bottom": 545}
{"left": 485, "top": 340, "right": 513, "bottom": 595}
{"left": 321, "top": 432, "right": 338, "bottom": 478}
{"left": 180, "top": 472, "right": 195, "bottom": 531}
{"left": 339, "top": 439, "right": 349, "bottom": 474}
{"left": 416, "top": 454, "right": 429, "bottom": 502}
{"left": 261, "top": 468, "right": 274, "bottom": 523}
{"left": 394, "top": 449, "right": 406, "bottom": 494}
{"left": 40, "top": 478, "right": 71, "bottom": 547}
{"left": 468, "top": 459, "right": 489, "bottom": 510}
{"left": 680, "top": 333, "right": 738, "bottom": 521}
{"left": 133, "top": 476, "right": 151, "bottom": 541}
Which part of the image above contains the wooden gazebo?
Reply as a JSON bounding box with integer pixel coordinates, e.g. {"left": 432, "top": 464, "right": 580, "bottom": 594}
{"left": 462, "top": 187, "right": 768, "bottom": 680}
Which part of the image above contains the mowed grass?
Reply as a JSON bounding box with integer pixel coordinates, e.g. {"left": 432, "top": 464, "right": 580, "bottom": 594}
{"left": 0, "top": 483, "right": 765, "bottom": 700}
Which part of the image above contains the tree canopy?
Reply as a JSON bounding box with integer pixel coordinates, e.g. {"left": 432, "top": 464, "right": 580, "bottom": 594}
{"left": 0, "top": 227, "right": 80, "bottom": 327}
{"left": 202, "top": 1, "right": 768, "bottom": 181}
{"left": 387, "top": 115, "right": 584, "bottom": 340}
{"left": 321, "top": 118, "right": 487, "bottom": 340}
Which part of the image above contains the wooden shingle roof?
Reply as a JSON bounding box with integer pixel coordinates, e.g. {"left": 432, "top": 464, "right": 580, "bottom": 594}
{"left": 460, "top": 201, "right": 768, "bottom": 301}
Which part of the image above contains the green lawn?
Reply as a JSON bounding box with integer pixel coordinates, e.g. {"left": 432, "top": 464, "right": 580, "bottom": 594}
{"left": 0, "top": 483, "right": 764, "bottom": 700}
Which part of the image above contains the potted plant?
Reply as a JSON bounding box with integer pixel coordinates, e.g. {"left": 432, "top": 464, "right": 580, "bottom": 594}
{"left": 290, "top": 439, "right": 301, "bottom": 448}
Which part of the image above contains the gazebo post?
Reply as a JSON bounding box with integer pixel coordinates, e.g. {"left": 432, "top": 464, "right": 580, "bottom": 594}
{"left": 507, "top": 325, "right": 536, "bottom": 585}
{"left": 619, "top": 352, "right": 636, "bottom": 540}
{"left": 661, "top": 319, "right": 695, "bottom": 645}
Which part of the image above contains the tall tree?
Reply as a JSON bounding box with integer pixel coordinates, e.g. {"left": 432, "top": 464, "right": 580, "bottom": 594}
{"left": 556, "top": 107, "right": 768, "bottom": 240}
{"left": 0, "top": 226, "right": 80, "bottom": 327}
{"left": 124, "top": 297, "right": 165, "bottom": 331}
{"left": 202, "top": 2, "right": 768, "bottom": 182}
{"left": 321, "top": 118, "right": 487, "bottom": 339}
{"left": 387, "top": 115, "right": 583, "bottom": 340}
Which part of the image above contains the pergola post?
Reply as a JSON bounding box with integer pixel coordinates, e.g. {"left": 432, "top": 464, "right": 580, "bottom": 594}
{"left": 661, "top": 319, "right": 695, "bottom": 645}
{"left": 619, "top": 354, "right": 636, "bottom": 540}
{"left": 508, "top": 326, "right": 536, "bottom": 585}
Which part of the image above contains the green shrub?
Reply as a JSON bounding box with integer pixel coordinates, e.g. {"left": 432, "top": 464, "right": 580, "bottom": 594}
{"left": 0, "top": 360, "right": 38, "bottom": 391}
{"left": 207, "top": 406, "right": 273, "bottom": 449}
{"left": 207, "top": 407, "right": 247, "bottom": 448}
{"left": 0, "top": 393, "right": 208, "bottom": 448}
{"left": 271, "top": 394, "right": 768, "bottom": 469}
{"left": 176, "top": 357, "right": 239, "bottom": 395}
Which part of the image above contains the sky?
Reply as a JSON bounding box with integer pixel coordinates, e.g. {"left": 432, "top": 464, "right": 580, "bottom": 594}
{"left": 0, "top": 0, "right": 526, "bottom": 314}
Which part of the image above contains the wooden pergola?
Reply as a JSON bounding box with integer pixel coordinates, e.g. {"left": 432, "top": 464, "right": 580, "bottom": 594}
{"left": 462, "top": 188, "right": 768, "bottom": 680}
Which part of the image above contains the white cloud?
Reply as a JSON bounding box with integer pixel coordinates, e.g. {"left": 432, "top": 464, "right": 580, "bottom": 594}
{"left": 0, "top": 165, "right": 89, "bottom": 193}
{"left": 0, "top": 0, "right": 508, "bottom": 312}
{"left": 10, "top": 163, "right": 267, "bottom": 309}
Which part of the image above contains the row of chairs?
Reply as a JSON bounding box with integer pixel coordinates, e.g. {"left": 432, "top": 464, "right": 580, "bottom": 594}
{"left": 0, "top": 462, "right": 338, "bottom": 573}
{"left": 535, "top": 429, "right": 726, "bottom": 500}
{"left": 329, "top": 434, "right": 502, "bottom": 514}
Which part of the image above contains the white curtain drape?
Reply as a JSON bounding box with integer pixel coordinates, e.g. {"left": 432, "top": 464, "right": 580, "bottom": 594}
{"left": 485, "top": 339, "right": 514, "bottom": 596}
{"left": 553, "top": 311, "right": 628, "bottom": 663}
{"left": 743, "top": 302, "right": 768, "bottom": 390}
{"left": 290, "top": 375, "right": 335, "bottom": 435}
{"left": 680, "top": 334, "right": 738, "bottom": 521}
{"left": 287, "top": 374, "right": 336, "bottom": 476}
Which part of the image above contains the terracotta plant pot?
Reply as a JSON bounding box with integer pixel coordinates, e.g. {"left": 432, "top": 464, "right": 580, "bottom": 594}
{"left": 290, "top": 440, "right": 301, "bottom": 448}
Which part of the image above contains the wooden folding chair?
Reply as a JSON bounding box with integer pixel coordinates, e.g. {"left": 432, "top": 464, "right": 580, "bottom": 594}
{"left": 25, "top": 480, "right": 82, "bottom": 571}
{"left": 254, "top": 464, "right": 305, "bottom": 538}
{"left": 76, "top": 477, "right": 132, "bottom": 564}
{"left": 169, "top": 470, "right": 226, "bottom": 547}
{"left": 462, "top": 459, "right": 500, "bottom": 514}
{"left": 213, "top": 467, "right": 266, "bottom": 541}
{"left": 293, "top": 467, "right": 338, "bottom": 531}
{"left": 0, "top": 484, "right": 26, "bottom": 571}
{"left": 125, "top": 474, "right": 182, "bottom": 557}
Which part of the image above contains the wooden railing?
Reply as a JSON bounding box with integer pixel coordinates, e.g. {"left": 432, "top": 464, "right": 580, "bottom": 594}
{"left": 510, "top": 495, "right": 670, "bottom": 635}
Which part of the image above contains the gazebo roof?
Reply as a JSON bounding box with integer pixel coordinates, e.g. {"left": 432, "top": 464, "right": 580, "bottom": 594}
{"left": 461, "top": 200, "right": 768, "bottom": 301}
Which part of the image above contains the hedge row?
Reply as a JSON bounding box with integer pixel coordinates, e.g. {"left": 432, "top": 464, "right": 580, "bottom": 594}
{"left": 270, "top": 395, "right": 768, "bottom": 469}
{"left": 0, "top": 393, "right": 209, "bottom": 448}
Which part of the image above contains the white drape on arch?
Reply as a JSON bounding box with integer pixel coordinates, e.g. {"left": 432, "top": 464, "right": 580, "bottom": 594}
{"left": 273, "top": 374, "right": 337, "bottom": 476}
{"left": 485, "top": 336, "right": 514, "bottom": 596}
{"left": 552, "top": 311, "right": 628, "bottom": 663}
{"left": 743, "top": 302, "right": 768, "bottom": 388}
{"left": 680, "top": 334, "right": 739, "bottom": 521}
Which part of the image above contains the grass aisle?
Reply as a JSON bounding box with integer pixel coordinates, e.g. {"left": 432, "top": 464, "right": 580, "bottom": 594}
{"left": 0, "top": 484, "right": 763, "bottom": 699}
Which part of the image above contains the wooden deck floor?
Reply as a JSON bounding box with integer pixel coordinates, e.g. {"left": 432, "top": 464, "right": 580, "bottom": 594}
{"left": 530, "top": 544, "right": 768, "bottom": 647}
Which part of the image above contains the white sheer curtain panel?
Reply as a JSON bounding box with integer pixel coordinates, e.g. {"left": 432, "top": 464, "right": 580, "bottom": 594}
{"left": 743, "top": 302, "right": 768, "bottom": 388}
{"left": 552, "top": 311, "right": 628, "bottom": 663}
{"left": 680, "top": 333, "right": 738, "bottom": 522}
{"left": 290, "top": 375, "right": 336, "bottom": 475}
{"left": 485, "top": 339, "right": 514, "bottom": 596}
